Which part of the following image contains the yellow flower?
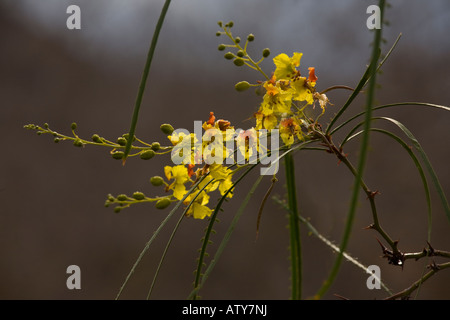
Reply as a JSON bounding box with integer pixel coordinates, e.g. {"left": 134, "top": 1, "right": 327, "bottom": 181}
{"left": 273, "top": 52, "right": 303, "bottom": 80}
{"left": 290, "top": 77, "right": 314, "bottom": 105}
{"left": 186, "top": 192, "right": 212, "bottom": 219}
{"left": 280, "top": 118, "right": 303, "bottom": 147}
{"left": 209, "top": 164, "right": 234, "bottom": 198}
{"left": 164, "top": 165, "right": 190, "bottom": 200}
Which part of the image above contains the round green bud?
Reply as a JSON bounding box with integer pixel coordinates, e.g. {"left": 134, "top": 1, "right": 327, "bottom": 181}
{"left": 262, "top": 48, "right": 271, "bottom": 58}
{"left": 218, "top": 44, "right": 226, "bottom": 51}
{"left": 235, "top": 81, "right": 251, "bottom": 92}
{"left": 233, "top": 58, "right": 245, "bottom": 67}
{"left": 122, "top": 133, "right": 136, "bottom": 142}
{"left": 43, "top": 123, "right": 49, "bottom": 129}
{"left": 73, "top": 139, "right": 83, "bottom": 147}
{"left": 54, "top": 137, "right": 61, "bottom": 143}
{"left": 227, "top": 21, "right": 234, "bottom": 28}
{"left": 117, "top": 137, "right": 127, "bottom": 146}
{"left": 107, "top": 194, "right": 115, "bottom": 202}
{"left": 132, "top": 191, "right": 145, "bottom": 200}
{"left": 155, "top": 198, "right": 171, "bottom": 210}
{"left": 151, "top": 142, "right": 161, "bottom": 151}
{"left": 236, "top": 50, "right": 244, "bottom": 57}
{"left": 113, "top": 207, "right": 121, "bottom": 213}
{"left": 160, "top": 123, "right": 174, "bottom": 135}
{"left": 92, "top": 134, "right": 101, "bottom": 143}
{"left": 112, "top": 151, "right": 124, "bottom": 160}
{"left": 224, "top": 52, "right": 234, "bottom": 60}
{"left": 235, "top": 36, "right": 241, "bottom": 44}
{"left": 247, "top": 34, "right": 255, "bottom": 42}
{"left": 140, "top": 149, "right": 155, "bottom": 160}
{"left": 71, "top": 122, "right": 77, "bottom": 131}
{"left": 217, "top": 21, "right": 223, "bottom": 27}
{"left": 215, "top": 31, "right": 221, "bottom": 37}
{"left": 150, "top": 176, "right": 164, "bottom": 186}
{"left": 117, "top": 194, "right": 128, "bottom": 201}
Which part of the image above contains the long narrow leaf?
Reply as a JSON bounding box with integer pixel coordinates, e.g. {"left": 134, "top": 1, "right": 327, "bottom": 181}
{"left": 285, "top": 152, "right": 302, "bottom": 300}
{"left": 345, "top": 127, "right": 433, "bottom": 242}
{"left": 123, "top": 0, "right": 172, "bottom": 162}
{"left": 316, "top": 0, "right": 385, "bottom": 299}
{"left": 191, "top": 164, "right": 259, "bottom": 300}
{"left": 330, "top": 102, "right": 450, "bottom": 136}
{"left": 272, "top": 196, "right": 392, "bottom": 294}
{"left": 146, "top": 177, "right": 217, "bottom": 299}
{"left": 187, "top": 174, "right": 265, "bottom": 299}
{"left": 379, "top": 117, "right": 450, "bottom": 225}
{"left": 115, "top": 174, "right": 207, "bottom": 300}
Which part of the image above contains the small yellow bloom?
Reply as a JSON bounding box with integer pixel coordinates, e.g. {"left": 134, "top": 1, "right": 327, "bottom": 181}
{"left": 164, "top": 165, "right": 190, "bottom": 200}
{"left": 273, "top": 52, "right": 303, "bottom": 80}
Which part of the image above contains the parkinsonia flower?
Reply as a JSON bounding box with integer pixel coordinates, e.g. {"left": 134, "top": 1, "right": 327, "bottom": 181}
{"left": 248, "top": 51, "right": 330, "bottom": 148}
{"left": 27, "top": 23, "right": 331, "bottom": 220}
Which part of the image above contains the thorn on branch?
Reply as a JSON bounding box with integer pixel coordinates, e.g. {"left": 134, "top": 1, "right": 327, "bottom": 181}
{"left": 376, "top": 238, "right": 405, "bottom": 268}
{"left": 428, "top": 260, "right": 440, "bottom": 272}
{"left": 367, "top": 190, "right": 381, "bottom": 199}
{"left": 364, "top": 223, "right": 375, "bottom": 230}
{"left": 426, "top": 241, "right": 435, "bottom": 256}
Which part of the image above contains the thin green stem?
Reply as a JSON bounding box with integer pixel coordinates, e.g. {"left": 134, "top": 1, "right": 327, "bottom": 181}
{"left": 284, "top": 152, "right": 302, "bottom": 300}
{"left": 315, "top": 0, "right": 385, "bottom": 299}
{"left": 123, "top": 0, "right": 172, "bottom": 163}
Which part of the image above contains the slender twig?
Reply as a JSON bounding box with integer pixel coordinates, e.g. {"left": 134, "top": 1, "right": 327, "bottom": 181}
{"left": 384, "top": 262, "right": 450, "bottom": 300}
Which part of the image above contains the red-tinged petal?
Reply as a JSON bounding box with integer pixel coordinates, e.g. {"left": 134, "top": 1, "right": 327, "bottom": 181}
{"left": 207, "top": 112, "right": 216, "bottom": 125}
{"left": 308, "top": 67, "right": 318, "bottom": 83}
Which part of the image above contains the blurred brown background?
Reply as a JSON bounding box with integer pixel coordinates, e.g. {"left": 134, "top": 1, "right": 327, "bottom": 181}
{"left": 1, "top": 0, "right": 450, "bottom": 300}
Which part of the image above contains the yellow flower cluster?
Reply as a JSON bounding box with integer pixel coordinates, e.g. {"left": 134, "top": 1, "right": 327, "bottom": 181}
{"left": 162, "top": 115, "right": 235, "bottom": 219}
{"left": 255, "top": 52, "right": 329, "bottom": 147}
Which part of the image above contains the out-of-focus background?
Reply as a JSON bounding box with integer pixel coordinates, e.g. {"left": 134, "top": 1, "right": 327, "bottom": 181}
{"left": 1, "top": 0, "right": 450, "bottom": 300}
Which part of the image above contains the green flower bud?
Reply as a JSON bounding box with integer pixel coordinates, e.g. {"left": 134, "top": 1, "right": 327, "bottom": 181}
{"left": 235, "top": 36, "right": 241, "bottom": 44}
{"left": 122, "top": 133, "right": 136, "bottom": 142}
{"left": 160, "top": 123, "right": 174, "bottom": 135}
{"left": 71, "top": 122, "right": 77, "bottom": 131}
{"left": 107, "top": 194, "right": 115, "bottom": 202}
{"left": 150, "top": 176, "right": 164, "bottom": 186}
{"left": 247, "top": 34, "right": 255, "bottom": 42}
{"left": 215, "top": 31, "right": 221, "bottom": 37}
{"left": 233, "top": 58, "right": 245, "bottom": 67}
{"left": 235, "top": 81, "right": 251, "bottom": 92}
{"left": 114, "top": 207, "right": 121, "bottom": 213}
{"left": 73, "top": 139, "right": 83, "bottom": 147}
{"left": 112, "top": 151, "right": 124, "bottom": 160}
{"left": 132, "top": 191, "right": 145, "bottom": 200}
{"left": 218, "top": 44, "right": 226, "bottom": 51}
{"left": 43, "top": 123, "right": 49, "bottom": 129}
{"left": 151, "top": 142, "right": 161, "bottom": 151}
{"left": 262, "top": 48, "right": 271, "bottom": 58}
{"left": 117, "top": 194, "right": 128, "bottom": 201}
{"left": 140, "top": 150, "right": 155, "bottom": 160}
{"left": 155, "top": 198, "right": 171, "bottom": 209}
{"left": 224, "top": 52, "right": 234, "bottom": 60}
{"left": 92, "top": 134, "right": 101, "bottom": 143}
{"left": 117, "top": 137, "right": 127, "bottom": 146}
{"left": 54, "top": 137, "right": 61, "bottom": 143}
{"left": 217, "top": 21, "right": 223, "bottom": 27}
{"left": 226, "top": 21, "right": 234, "bottom": 28}
{"left": 237, "top": 50, "right": 244, "bottom": 57}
